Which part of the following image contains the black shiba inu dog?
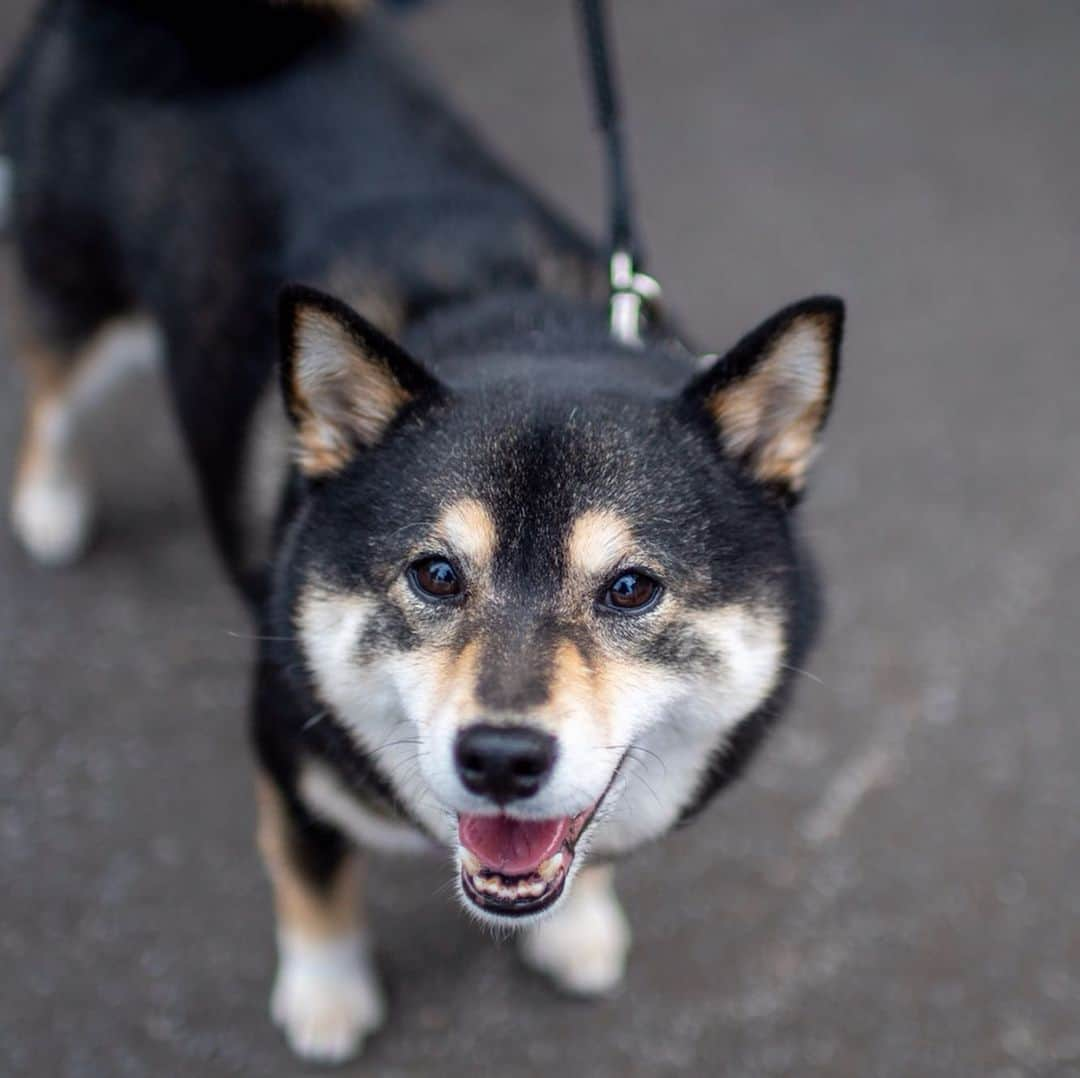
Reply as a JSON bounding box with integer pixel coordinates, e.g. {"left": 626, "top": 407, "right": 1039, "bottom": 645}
{"left": 5, "top": 0, "right": 844, "bottom": 1063}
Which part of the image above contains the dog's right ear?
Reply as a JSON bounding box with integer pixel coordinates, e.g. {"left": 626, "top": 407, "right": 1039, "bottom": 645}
{"left": 278, "top": 285, "right": 445, "bottom": 478}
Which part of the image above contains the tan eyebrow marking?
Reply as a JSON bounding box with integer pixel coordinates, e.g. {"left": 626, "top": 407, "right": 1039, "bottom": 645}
{"left": 435, "top": 497, "right": 498, "bottom": 567}
{"left": 566, "top": 509, "right": 634, "bottom": 579}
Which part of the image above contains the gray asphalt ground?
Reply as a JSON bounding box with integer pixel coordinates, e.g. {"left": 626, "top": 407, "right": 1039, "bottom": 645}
{"left": 3, "top": 2, "right": 1079, "bottom": 1075}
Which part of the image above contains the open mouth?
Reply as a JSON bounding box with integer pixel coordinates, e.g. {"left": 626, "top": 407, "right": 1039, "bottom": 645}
{"left": 456, "top": 759, "right": 625, "bottom": 918}
{"left": 457, "top": 807, "right": 594, "bottom": 917}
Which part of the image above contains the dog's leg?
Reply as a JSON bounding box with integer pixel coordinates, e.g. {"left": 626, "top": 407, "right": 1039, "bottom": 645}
{"left": 11, "top": 345, "right": 96, "bottom": 566}
{"left": 255, "top": 772, "right": 385, "bottom": 1064}
{"left": 10, "top": 314, "right": 158, "bottom": 566}
{"left": 518, "top": 863, "right": 631, "bottom": 996}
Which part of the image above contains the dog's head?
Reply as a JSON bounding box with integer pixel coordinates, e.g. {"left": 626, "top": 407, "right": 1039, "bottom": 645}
{"left": 275, "top": 286, "right": 842, "bottom": 923}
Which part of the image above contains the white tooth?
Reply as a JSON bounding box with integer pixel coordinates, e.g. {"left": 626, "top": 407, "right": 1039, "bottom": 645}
{"left": 538, "top": 853, "right": 563, "bottom": 881}
{"left": 460, "top": 850, "right": 481, "bottom": 874}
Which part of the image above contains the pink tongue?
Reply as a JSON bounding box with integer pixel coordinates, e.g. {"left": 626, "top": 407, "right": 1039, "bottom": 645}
{"left": 459, "top": 814, "right": 570, "bottom": 875}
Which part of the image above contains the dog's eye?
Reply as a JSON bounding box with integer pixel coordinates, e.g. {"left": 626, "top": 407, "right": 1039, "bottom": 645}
{"left": 409, "top": 557, "right": 462, "bottom": 599}
{"left": 602, "top": 571, "right": 662, "bottom": 613}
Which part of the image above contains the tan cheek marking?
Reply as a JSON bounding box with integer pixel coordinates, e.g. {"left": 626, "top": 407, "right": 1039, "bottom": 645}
{"left": 545, "top": 641, "right": 669, "bottom": 745}
{"left": 427, "top": 640, "right": 481, "bottom": 722}
{"left": 544, "top": 641, "right": 597, "bottom": 731}
{"left": 566, "top": 509, "right": 634, "bottom": 581}
{"left": 435, "top": 498, "right": 498, "bottom": 570}
{"left": 591, "top": 655, "right": 665, "bottom": 734}
{"left": 256, "top": 772, "right": 361, "bottom": 941}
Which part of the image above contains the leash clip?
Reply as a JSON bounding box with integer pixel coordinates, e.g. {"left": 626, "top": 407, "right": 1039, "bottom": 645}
{"left": 609, "top": 249, "right": 661, "bottom": 346}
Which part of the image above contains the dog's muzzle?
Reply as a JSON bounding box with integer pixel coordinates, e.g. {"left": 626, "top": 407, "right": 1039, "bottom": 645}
{"left": 451, "top": 726, "right": 622, "bottom": 917}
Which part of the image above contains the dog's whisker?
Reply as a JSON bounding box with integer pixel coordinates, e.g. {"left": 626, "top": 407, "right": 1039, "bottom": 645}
{"left": 224, "top": 630, "right": 297, "bottom": 642}
{"left": 385, "top": 756, "right": 430, "bottom": 795}
{"left": 360, "top": 720, "right": 419, "bottom": 761}
{"left": 780, "top": 662, "right": 825, "bottom": 686}
{"left": 626, "top": 746, "right": 668, "bottom": 774}
{"left": 622, "top": 758, "right": 663, "bottom": 809}
{"left": 600, "top": 741, "right": 668, "bottom": 775}
{"left": 431, "top": 874, "right": 461, "bottom": 902}
{"left": 301, "top": 711, "right": 328, "bottom": 731}
{"left": 364, "top": 729, "right": 423, "bottom": 759}
{"left": 366, "top": 738, "right": 423, "bottom": 757}
{"left": 384, "top": 518, "right": 439, "bottom": 540}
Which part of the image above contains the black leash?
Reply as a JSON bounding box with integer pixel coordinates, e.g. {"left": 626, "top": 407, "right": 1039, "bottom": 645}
{"left": 576, "top": 0, "right": 661, "bottom": 345}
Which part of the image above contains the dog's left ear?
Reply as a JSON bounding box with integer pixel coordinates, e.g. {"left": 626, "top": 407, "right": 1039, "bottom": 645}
{"left": 278, "top": 285, "right": 445, "bottom": 478}
{"left": 681, "top": 296, "right": 844, "bottom": 499}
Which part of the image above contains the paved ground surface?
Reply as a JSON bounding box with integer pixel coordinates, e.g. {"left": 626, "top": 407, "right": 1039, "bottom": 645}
{"left": 3, "top": 3, "right": 1079, "bottom": 1075}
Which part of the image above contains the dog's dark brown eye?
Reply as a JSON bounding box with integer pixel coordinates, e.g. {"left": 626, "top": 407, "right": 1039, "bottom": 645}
{"left": 603, "top": 571, "right": 661, "bottom": 612}
{"left": 410, "top": 557, "right": 462, "bottom": 599}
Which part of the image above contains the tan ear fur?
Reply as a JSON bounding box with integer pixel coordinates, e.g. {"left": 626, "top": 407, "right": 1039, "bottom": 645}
{"left": 279, "top": 286, "right": 442, "bottom": 478}
{"left": 688, "top": 297, "right": 843, "bottom": 497}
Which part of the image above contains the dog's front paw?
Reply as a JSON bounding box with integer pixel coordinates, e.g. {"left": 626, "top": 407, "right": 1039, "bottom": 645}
{"left": 519, "top": 865, "right": 630, "bottom": 996}
{"left": 270, "top": 932, "right": 385, "bottom": 1064}
{"left": 11, "top": 464, "right": 94, "bottom": 567}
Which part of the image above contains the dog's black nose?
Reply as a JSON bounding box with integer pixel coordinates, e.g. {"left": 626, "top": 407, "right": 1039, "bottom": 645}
{"left": 454, "top": 724, "right": 556, "bottom": 803}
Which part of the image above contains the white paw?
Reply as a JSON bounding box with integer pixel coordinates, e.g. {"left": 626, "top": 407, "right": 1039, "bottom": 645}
{"left": 519, "top": 867, "right": 630, "bottom": 996}
{"left": 11, "top": 467, "right": 94, "bottom": 567}
{"left": 270, "top": 933, "right": 385, "bottom": 1064}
